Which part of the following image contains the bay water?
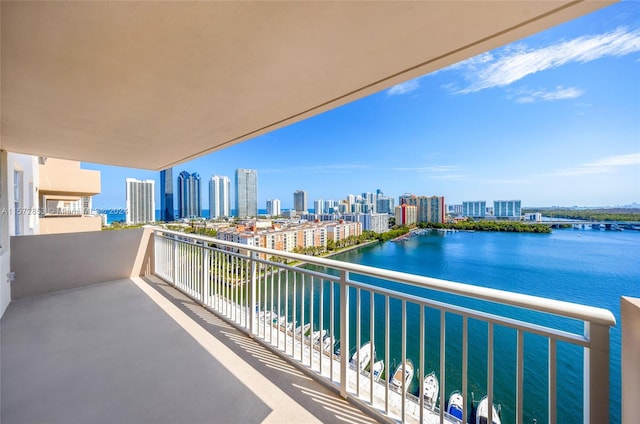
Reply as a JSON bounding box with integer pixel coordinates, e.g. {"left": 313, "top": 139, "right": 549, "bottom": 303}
{"left": 300, "top": 228, "right": 638, "bottom": 423}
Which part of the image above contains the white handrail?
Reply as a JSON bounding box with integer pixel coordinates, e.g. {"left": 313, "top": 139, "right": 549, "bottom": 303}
{"left": 153, "top": 228, "right": 615, "bottom": 424}
{"left": 154, "top": 228, "right": 616, "bottom": 326}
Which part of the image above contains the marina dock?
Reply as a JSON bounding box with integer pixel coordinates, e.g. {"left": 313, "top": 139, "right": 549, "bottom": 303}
{"left": 253, "top": 312, "right": 461, "bottom": 424}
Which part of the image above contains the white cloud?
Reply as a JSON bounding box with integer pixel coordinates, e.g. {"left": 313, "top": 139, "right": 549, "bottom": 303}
{"left": 387, "top": 79, "right": 421, "bottom": 96}
{"left": 446, "top": 27, "right": 640, "bottom": 93}
{"left": 514, "top": 86, "right": 584, "bottom": 103}
{"left": 542, "top": 152, "right": 640, "bottom": 177}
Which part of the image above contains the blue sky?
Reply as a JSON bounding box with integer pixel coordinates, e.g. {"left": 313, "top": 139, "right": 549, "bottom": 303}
{"left": 84, "top": 2, "right": 640, "bottom": 211}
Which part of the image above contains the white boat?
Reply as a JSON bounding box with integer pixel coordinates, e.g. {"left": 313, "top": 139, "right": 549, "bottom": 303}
{"left": 476, "top": 396, "right": 501, "bottom": 424}
{"left": 322, "top": 335, "right": 333, "bottom": 352}
{"left": 446, "top": 391, "right": 464, "bottom": 422}
{"left": 391, "top": 359, "right": 414, "bottom": 392}
{"left": 371, "top": 360, "right": 384, "bottom": 381}
{"left": 311, "top": 329, "right": 327, "bottom": 344}
{"left": 350, "top": 342, "right": 374, "bottom": 371}
{"left": 423, "top": 371, "right": 439, "bottom": 409}
{"left": 294, "top": 323, "right": 311, "bottom": 335}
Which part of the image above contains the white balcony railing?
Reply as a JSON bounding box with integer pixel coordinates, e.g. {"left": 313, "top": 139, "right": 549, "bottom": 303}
{"left": 153, "top": 229, "right": 615, "bottom": 424}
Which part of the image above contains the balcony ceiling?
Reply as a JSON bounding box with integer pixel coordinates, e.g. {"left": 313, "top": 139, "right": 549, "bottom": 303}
{"left": 1, "top": 1, "right": 613, "bottom": 170}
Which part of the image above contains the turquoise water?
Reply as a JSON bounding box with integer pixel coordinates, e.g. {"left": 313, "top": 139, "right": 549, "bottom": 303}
{"left": 322, "top": 228, "right": 639, "bottom": 424}
{"left": 260, "top": 229, "right": 637, "bottom": 423}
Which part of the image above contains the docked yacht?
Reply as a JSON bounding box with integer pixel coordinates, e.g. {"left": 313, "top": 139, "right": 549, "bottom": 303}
{"left": 391, "top": 359, "right": 414, "bottom": 392}
{"left": 423, "top": 371, "right": 439, "bottom": 409}
{"left": 446, "top": 391, "right": 464, "bottom": 422}
{"left": 350, "top": 342, "right": 374, "bottom": 371}
{"left": 476, "top": 396, "right": 501, "bottom": 424}
{"left": 371, "top": 360, "right": 384, "bottom": 381}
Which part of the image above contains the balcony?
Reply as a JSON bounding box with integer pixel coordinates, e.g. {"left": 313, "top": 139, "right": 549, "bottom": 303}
{"left": 38, "top": 158, "right": 101, "bottom": 198}
{"left": 3, "top": 228, "right": 630, "bottom": 424}
{"left": 2, "top": 228, "right": 380, "bottom": 424}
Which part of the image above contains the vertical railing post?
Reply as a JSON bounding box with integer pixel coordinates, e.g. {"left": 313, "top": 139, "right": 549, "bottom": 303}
{"left": 153, "top": 231, "right": 159, "bottom": 277}
{"left": 202, "top": 246, "right": 210, "bottom": 306}
{"left": 339, "top": 270, "right": 349, "bottom": 398}
{"left": 584, "top": 322, "right": 610, "bottom": 424}
{"left": 172, "top": 235, "right": 178, "bottom": 286}
{"left": 248, "top": 251, "right": 258, "bottom": 337}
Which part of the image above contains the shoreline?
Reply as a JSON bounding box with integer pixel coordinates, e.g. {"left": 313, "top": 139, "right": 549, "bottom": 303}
{"left": 322, "top": 240, "right": 379, "bottom": 259}
{"left": 292, "top": 240, "right": 380, "bottom": 268}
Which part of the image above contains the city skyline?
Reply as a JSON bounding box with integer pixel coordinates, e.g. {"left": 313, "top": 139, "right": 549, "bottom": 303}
{"left": 82, "top": 2, "right": 639, "bottom": 210}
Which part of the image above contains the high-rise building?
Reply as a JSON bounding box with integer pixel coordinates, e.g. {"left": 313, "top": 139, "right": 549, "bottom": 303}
{"left": 125, "top": 178, "right": 155, "bottom": 224}
{"left": 209, "top": 175, "right": 230, "bottom": 218}
{"left": 343, "top": 212, "right": 389, "bottom": 233}
{"left": 449, "top": 204, "right": 463, "bottom": 216}
{"left": 462, "top": 201, "right": 486, "bottom": 218}
{"left": 266, "top": 199, "right": 281, "bottom": 216}
{"left": 426, "top": 196, "right": 446, "bottom": 223}
{"left": 395, "top": 204, "right": 417, "bottom": 226}
{"left": 376, "top": 196, "right": 394, "bottom": 214}
{"left": 177, "top": 171, "right": 201, "bottom": 218}
{"left": 235, "top": 169, "right": 257, "bottom": 217}
{"left": 400, "top": 194, "right": 445, "bottom": 223}
{"left": 160, "top": 168, "right": 174, "bottom": 222}
{"left": 324, "top": 199, "right": 336, "bottom": 213}
{"left": 494, "top": 200, "right": 521, "bottom": 220}
{"left": 314, "top": 199, "right": 324, "bottom": 214}
{"left": 293, "top": 190, "right": 307, "bottom": 213}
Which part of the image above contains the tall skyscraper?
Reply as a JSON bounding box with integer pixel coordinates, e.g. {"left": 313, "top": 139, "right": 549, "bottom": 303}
{"left": 314, "top": 199, "right": 324, "bottom": 214}
{"left": 177, "top": 171, "right": 201, "bottom": 218}
{"left": 125, "top": 178, "right": 155, "bottom": 224}
{"left": 160, "top": 168, "right": 174, "bottom": 222}
{"left": 235, "top": 169, "right": 257, "bottom": 217}
{"left": 266, "top": 199, "right": 281, "bottom": 216}
{"left": 293, "top": 190, "right": 308, "bottom": 213}
{"left": 209, "top": 175, "right": 230, "bottom": 218}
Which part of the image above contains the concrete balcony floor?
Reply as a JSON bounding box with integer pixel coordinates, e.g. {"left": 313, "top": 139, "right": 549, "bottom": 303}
{"left": 1, "top": 276, "right": 379, "bottom": 424}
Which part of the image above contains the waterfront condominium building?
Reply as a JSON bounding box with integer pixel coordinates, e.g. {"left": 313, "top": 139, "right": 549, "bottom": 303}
{"left": 427, "top": 196, "right": 446, "bottom": 223}
{"left": 462, "top": 201, "right": 486, "bottom": 218}
{"left": 125, "top": 178, "right": 155, "bottom": 224}
{"left": 293, "top": 190, "right": 308, "bottom": 213}
{"left": 177, "top": 171, "right": 202, "bottom": 218}
{"left": 235, "top": 169, "right": 258, "bottom": 218}
{"left": 209, "top": 175, "right": 231, "bottom": 219}
{"left": 395, "top": 204, "right": 417, "bottom": 226}
{"left": 160, "top": 168, "right": 174, "bottom": 222}
{"left": 400, "top": 194, "right": 445, "bottom": 223}
{"left": 343, "top": 212, "right": 389, "bottom": 233}
{"left": 494, "top": 200, "right": 522, "bottom": 220}
{"left": 266, "top": 199, "right": 281, "bottom": 217}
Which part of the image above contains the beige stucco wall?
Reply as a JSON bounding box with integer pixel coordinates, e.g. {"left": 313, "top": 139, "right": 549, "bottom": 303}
{"left": 39, "top": 215, "right": 102, "bottom": 234}
{"left": 622, "top": 296, "right": 640, "bottom": 423}
{"left": 10, "top": 227, "right": 154, "bottom": 299}
{"left": 39, "top": 158, "right": 100, "bottom": 196}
